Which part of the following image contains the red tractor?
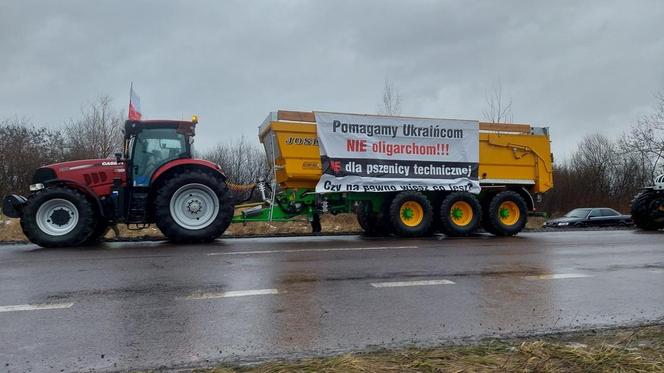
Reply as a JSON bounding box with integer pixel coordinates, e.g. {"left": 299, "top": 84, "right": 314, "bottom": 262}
{"left": 2, "top": 117, "right": 235, "bottom": 247}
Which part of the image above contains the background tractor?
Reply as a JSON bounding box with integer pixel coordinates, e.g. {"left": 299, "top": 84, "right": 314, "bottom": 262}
{"left": 631, "top": 174, "right": 664, "bottom": 230}
{"left": 2, "top": 117, "right": 235, "bottom": 247}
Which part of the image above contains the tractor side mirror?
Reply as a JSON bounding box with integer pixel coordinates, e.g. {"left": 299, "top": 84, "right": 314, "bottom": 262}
{"left": 115, "top": 152, "right": 122, "bottom": 163}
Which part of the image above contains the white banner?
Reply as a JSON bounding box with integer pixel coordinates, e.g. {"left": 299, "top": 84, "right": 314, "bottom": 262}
{"left": 314, "top": 112, "right": 480, "bottom": 194}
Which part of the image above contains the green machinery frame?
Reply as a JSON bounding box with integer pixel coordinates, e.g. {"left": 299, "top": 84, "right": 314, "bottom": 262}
{"left": 231, "top": 188, "right": 387, "bottom": 224}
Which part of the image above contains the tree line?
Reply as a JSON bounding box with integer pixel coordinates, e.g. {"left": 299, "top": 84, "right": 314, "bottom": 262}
{"left": 1, "top": 92, "right": 662, "bottom": 216}
{"left": 0, "top": 95, "right": 273, "bottom": 202}
{"left": 0, "top": 96, "right": 123, "bottom": 199}
{"left": 543, "top": 93, "right": 664, "bottom": 214}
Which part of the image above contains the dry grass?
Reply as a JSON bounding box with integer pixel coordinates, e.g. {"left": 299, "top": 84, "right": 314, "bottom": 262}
{"left": 526, "top": 216, "right": 547, "bottom": 229}
{"left": 0, "top": 218, "right": 25, "bottom": 242}
{"left": 0, "top": 214, "right": 577, "bottom": 242}
{"left": 0, "top": 213, "right": 361, "bottom": 242}
{"left": 197, "top": 325, "right": 664, "bottom": 373}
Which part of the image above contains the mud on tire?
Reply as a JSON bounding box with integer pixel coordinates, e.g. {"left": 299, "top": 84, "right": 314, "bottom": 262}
{"left": 20, "top": 187, "right": 96, "bottom": 248}
{"left": 155, "top": 170, "right": 234, "bottom": 243}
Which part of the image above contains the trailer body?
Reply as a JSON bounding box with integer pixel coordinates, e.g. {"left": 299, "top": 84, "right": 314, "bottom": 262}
{"left": 235, "top": 110, "right": 553, "bottom": 237}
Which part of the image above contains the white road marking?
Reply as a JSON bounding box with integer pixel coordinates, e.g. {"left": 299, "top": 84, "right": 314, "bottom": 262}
{"left": 0, "top": 302, "right": 74, "bottom": 313}
{"left": 185, "top": 288, "right": 280, "bottom": 300}
{"left": 522, "top": 273, "right": 593, "bottom": 280}
{"left": 370, "top": 279, "right": 455, "bottom": 288}
{"left": 650, "top": 269, "right": 664, "bottom": 274}
{"left": 208, "top": 245, "right": 418, "bottom": 256}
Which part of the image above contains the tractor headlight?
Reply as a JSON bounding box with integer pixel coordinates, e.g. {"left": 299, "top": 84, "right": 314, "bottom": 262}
{"left": 29, "top": 183, "right": 45, "bottom": 191}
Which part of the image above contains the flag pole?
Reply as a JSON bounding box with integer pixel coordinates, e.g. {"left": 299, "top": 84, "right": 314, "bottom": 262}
{"left": 128, "top": 82, "right": 133, "bottom": 120}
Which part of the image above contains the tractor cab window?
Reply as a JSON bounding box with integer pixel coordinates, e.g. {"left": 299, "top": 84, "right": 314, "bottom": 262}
{"left": 131, "top": 128, "right": 186, "bottom": 186}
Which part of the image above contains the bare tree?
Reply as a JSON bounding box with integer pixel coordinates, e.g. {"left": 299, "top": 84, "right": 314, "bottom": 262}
{"left": 483, "top": 81, "right": 513, "bottom": 123}
{"left": 621, "top": 92, "right": 664, "bottom": 179}
{"left": 65, "top": 95, "right": 124, "bottom": 159}
{"left": 202, "top": 136, "right": 272, "bottom": 185}
{"left": 0, "top": 117, "right": 67, "bottom": 198}
{"left": 542, "top": 133, "right": 651, "bottom": 215}
{"left": 377, "top": 78, "right": 402, "bottom": 116}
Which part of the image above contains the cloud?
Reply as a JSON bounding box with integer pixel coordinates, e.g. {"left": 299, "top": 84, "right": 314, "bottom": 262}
{"left": 1, "top": 0, "right": 663, "bottom": 158}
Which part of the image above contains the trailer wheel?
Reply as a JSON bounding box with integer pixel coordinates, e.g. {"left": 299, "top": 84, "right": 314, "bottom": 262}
{"left": 20, "top": 187, "right": 96, "bottom": 248}
{"left": 155, "top": 170, "right": 234, "bottom": 243}
{"left": 388, "top": 192, "right": 433, "bottom": 237}
{"left": 356, "top": 201, "right": 391, "bottom": 236}
{"left": 311, "top": 213, "right": 322, "bottom": 233}
{"left": 439, "top": 192, "right": 481, "bottom": 236}
{"left": 484, "top": 191, "right": 528, "bottom": 236}
{"left": 631, "top": 190, "right": 664, "bottom": 230}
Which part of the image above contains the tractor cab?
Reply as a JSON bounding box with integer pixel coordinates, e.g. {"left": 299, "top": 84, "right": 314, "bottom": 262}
{"left": 123, "top": 117, "right": 197, "bottom": 187}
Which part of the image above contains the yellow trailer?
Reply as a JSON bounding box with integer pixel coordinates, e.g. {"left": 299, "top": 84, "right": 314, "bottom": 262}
{"left": 244, "top": 110, "right": 553, "bottom": 237}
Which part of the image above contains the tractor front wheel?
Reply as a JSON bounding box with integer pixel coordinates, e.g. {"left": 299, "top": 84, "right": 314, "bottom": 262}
{"left": 155, "top": 170, "right": 234, "bottom": 243}
{"left": 20, "top": 187, "right": 96, "bottom": 248}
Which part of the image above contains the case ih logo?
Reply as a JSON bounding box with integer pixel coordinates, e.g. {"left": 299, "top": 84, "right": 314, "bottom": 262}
{"left": 101, "top": 161, "right": 118, "bottom": 166}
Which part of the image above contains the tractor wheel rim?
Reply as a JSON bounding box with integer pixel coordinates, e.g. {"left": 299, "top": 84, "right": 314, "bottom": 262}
{"left": 498, "top": 201, "right": 520, "bottom": 226}
{"left": 450, "top": 201, "right": 473, "bottom": 227}
{"left": 170, "top": 183, "right": 219, "bottom": 230}
{"left": 399, "top": 201, "right": 424, "bottom": 227}
{"left": 36, "top": 198, "right": 79, "bottom": 236}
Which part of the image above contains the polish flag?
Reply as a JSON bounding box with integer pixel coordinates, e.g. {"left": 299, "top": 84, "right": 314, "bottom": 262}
{"left": 128, "top": 83, "right": 142, "bottom": 120}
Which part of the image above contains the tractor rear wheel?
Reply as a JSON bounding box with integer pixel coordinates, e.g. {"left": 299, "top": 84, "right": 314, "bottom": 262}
{"left": 20, "top": 187, "right": 96, "bottom": 248}
{"left": 631, "top": 190, "right": 664, "bottom": 230}
{"left": 439, "top": 192, "right": 482, "bottom": 236}
{"left": 155, "top": 170, "right": 234, "bottom": 243}
{"left": 483, "top": 191, "right": 528, "bottom": 236}
{"left": 388, "top": 191, "right": 433, "bottom": 237}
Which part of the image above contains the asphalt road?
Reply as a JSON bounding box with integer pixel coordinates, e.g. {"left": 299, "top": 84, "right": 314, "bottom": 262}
{"left": 1, "top": 230, "right": 663, "bottom": 372}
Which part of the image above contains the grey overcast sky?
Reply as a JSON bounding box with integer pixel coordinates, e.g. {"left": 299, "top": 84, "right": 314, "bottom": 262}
{"left": 1, "top": 1, "right": 663, "bottom": 158}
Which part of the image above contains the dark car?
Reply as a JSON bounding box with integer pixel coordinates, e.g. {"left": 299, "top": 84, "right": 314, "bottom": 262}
{"left": 544, "top": 208, "right": 633, "bottom": 228}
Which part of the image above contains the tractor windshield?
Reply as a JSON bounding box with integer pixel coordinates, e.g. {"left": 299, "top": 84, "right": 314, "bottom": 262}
{"left": 131, "top": 128, "right": 187, "bottom": 186}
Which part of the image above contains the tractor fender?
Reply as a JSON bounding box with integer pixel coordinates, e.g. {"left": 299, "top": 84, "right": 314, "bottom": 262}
{"left": 151, "top": 159, "right": 227, "bottom": 185}
{"left": 42, "top": 179, "right": 106, "bottom": 218}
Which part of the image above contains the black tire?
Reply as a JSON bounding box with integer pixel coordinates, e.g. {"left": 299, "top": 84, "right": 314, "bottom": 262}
{"left": 355, "top": 201, "right": 387, "bottom": 236}
{"left": 388, "top": 191, "right": 433, "bottom": 237}
{"left": 20, "top": 187, "right": 96, "bottom": 248}
{"left": 311, "top": 213, "right": 322, "bottom": 233}
{"left": 484, "top": 191, "right": 528, "bottom": 236}
{"left": 480, "top": 194, "right": 497, "bottom": 235}
{"left": 439, "top": 192, "right": 482, "bottom": 237}
{"left": 155, "top": 170, "right": 234, "bottom": 243}
{"left": 82, "top": 219, "right": 110, "bottom": 245}
{"left": 355, "top": 199, "right": 392, "bottom": 237}
{"left": 631, "top": 190, "right": 664, "bottom": 231}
